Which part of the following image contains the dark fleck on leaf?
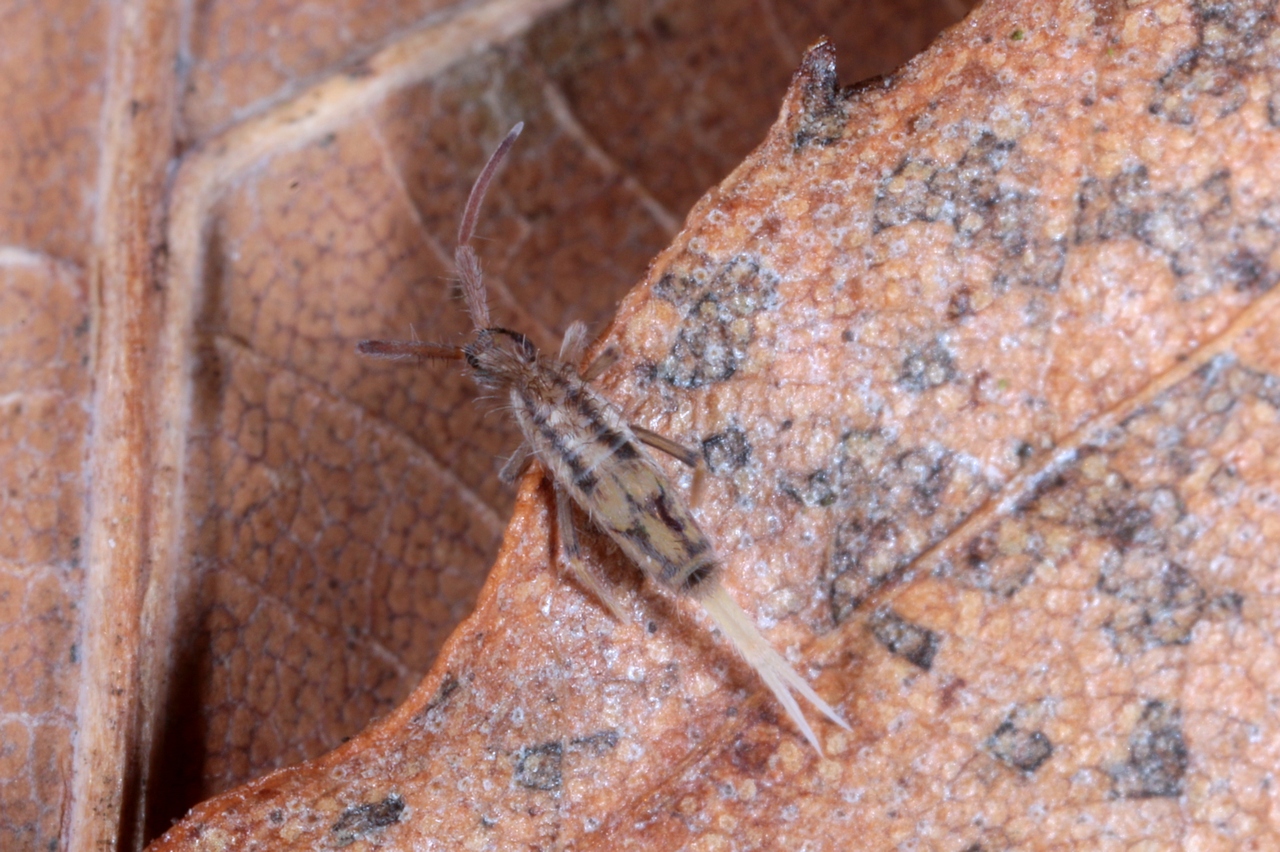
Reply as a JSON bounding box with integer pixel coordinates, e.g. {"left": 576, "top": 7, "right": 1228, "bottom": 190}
{"left": 791, "top": 40, "right": 848, "bottom": 148}
{"left": 1110, "top": 700, "right": 1189, "bottom": 799}
{"left": 947, "top": 286, "right": 975, "bottom": 319}
{"left": 781, "top": 469, "right": 838, "bottom": 508}
{"left": 413, "top": 673, "right": 462, "bottom": 729}
{"left": 899, "top": 338, "right": 956, "bottom": 392}
{"left": 330, "top": 794, "right": 406, "bottom": 847}
{"left": 1208, "top": 590, "right": 1244, "bottom": 616}
{"left": 868, "top": 609, "right": 940, "bottom": 670}
{"left": 702, "top": 425, "right": 752, "bottom": 474}
{"left": 569, "top": 729, "right": 620, "bottom": 757}
{"left": 514, "top": 741, "right": 563, "bottom": 791}
{"left": 986, "top": 718, "right": 1053, "bottom": 772}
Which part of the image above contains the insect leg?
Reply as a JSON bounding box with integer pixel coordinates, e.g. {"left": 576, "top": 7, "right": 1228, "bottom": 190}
{"left": 559, "top": 320, "right": 590, "bottom": 365}
{"left": 555, "top": 485, "right": 630, "bottom": 622}
{"left": 580, "top": 344, "right": 621, "bottom": 382}
{"left": 631, "top": 424, "right": 707, "bottom": 503}
{"left": 700, "top": 581, "right": 850, "bottom": 754}
{"left": 631, "top": 425, "right": 699, "bottom": 468}
{"left": 498, "top": 444, "right": 533, "bottom": 485}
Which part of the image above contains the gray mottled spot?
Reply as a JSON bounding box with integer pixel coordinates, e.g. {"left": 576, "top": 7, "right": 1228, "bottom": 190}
{"left": 331, "top": 794, "right": 406, "bottom": 847}
{"left": 652, "top": 254, "right": 778, "bottom": 388}
{"left": 1110, "top": 700, "right": 1188, "bottom": 799}
{"left": 899, "top": 338, "right": 956, "bottom": 391}
{"left": 1014, "top": 447, "right": 1214, "bottom": 653}
{"left": 1076, "top": 166, "right": 1280, "bottom": 299}
{"left": 963, "top": 519, "right": 1040, "bottom": 598}
{"left": 1150, "top": 0, "right": 1276, "bottom": 126}
{"left": 514, "top": 741, "right": 563, "bottom": 791}
{"left": 873, "top": 129, "right": 1065, "bottom": 290}
{"left": 873, "top": 132, "right": 1015, "bottom": 234}
{"left": 702, "top": 425, "right": 752, "bottom": 475}
{"left": 868, "top": 608, "right": 940, "bottom": 670}
{"left": 986, "top": 718, "right": 1053, "bottom": 773}
{"left": 1099, "top": 551, "right": 1207, "bottom": 654}
{"left": 822, "top": 432, "right": 986, "bottom": 621}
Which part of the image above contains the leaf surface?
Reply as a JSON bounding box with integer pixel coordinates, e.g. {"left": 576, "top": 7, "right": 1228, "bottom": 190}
{"left": 146, "top": 0, "right": 1280, "bottom": 849}
{"left": 0, "top": 0, "right": 972, "bottom": 848}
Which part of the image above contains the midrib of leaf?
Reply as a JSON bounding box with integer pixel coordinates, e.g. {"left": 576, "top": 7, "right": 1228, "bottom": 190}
{"left": 69, "top": 0, "right": 180, "bottom": 848}
{"left": 843, "top": 276, "right": 1280, "bottom": 630}
{"left": 70, "top": 1, "right": 578, "bottom": 848}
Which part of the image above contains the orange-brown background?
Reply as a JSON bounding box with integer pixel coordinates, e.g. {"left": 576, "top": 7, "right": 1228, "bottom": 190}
{"left": 0, "top": 0, "right": 972, "bottom": 848}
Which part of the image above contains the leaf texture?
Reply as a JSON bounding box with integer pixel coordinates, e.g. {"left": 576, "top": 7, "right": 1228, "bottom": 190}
{"left": 130, "top": 0, "right": 1280, "bottom": 849}
{"left": 0, "top": 0, "right": 976, "bottom": 849}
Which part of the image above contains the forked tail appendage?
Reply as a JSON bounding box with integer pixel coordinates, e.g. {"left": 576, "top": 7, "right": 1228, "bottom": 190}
{"left": 701, "top": 581, "right": 850, "bottom": 753}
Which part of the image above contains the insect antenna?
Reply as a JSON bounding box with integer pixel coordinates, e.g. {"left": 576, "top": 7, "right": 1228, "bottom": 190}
{"left": 456, "top": 122, "right": 524, "bottom": 333}
{"left": 356, "top": 340, "right": 464, "bottom": 362}
{"left": 356, "top": 126, "right": 524, "bottom": 365}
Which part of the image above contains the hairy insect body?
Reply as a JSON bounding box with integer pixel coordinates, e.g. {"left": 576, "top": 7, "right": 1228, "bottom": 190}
{"left": 359, "top": 124, "right": 848, "bottom": 753}
{"left": 511, "top": 360, "right": 720, "bottom": 595}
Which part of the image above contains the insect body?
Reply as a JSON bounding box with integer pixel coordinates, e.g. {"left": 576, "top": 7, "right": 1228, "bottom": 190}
{"left": 359, "top": 124, "right": 849, "bottom": 752}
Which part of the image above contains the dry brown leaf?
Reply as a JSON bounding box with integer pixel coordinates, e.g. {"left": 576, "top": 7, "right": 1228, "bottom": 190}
{"left": 124, "top": 0, "right": 1280, "bottom": 849}
{"left": 0, "top": 0, "right": 973, "bottom": 849}
{"left": 9, "top": 0, "right": 1280, "bottom": 848}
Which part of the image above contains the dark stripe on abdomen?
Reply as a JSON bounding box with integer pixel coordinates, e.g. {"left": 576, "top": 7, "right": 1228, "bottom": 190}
{"left": 521, "top": 392, "right": 596, "bottom": 494}
{"left": 651, "top": 489, "right": 686, "bottom": 536}
{"left": 679, "top": 559, "right": 719, "bottom": 592}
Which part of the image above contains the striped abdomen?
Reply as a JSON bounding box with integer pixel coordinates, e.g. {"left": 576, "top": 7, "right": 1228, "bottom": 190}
{"left": 511, "top": 362, "right": 719, "bottom": 594}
